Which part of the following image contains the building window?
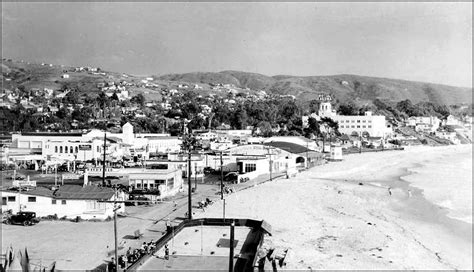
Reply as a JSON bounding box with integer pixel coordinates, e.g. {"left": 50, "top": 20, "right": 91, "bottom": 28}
{"left": 7, "top": 196, "right": 16, "bottom": 202}
{"left": 2, "top": 197, "right": 6, "bottom": 205}
{"left": 362, "top": 125, "right": 366, "bottom": 128}
{"left": 65, "top": 146, "right": 68, "bottom": 153}
{"left": 245, "top": 163, "right": 257, "bottom": 173}
{"left": 357, "top": 125, "right": 360, "bottom": 128}
{"left": 61, "top": 200, "right": 67, "bottom": 205}
{"left": 55, "top": 146, "right": 58, "bottom": 153}
{"left": 368, "top": 125, "right": 372, "bottom": 128}
{"left": 28, "top": 197, "right": 36, "bottom": 202}
{"left": 70, "top": 146, "right": 73, "bottom": 153}
{"left": 357, "top": 120, "right": 360, "bottom": 123}
{"left": 363, "top": 120, "right": 366, "bottom": 123}
{"left": 60, "top": 146, "right": 63, "bottom": 153}
{"left": 351, "top": 125, "right": 355, "bottom": 128}
{"left": 52, "top": 199, "right": 57, "bottom": 204}
{"left": 97, "top": 146, "right": 100, "bottom": 153}
{"left": 351, "top": 120, "right": 355, "bottom": 123}
{"left": 75, "top": 146, "right": 79, "bottom": 153}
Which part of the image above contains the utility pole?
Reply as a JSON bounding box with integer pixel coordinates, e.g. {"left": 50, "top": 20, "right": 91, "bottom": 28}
{"left": 187, "top": 150, "right": 192, "bottom": 220}
{"left": 220, "top": 151, "right": 224, "bottom": 200}
{"left": 228, "top": 220, "right": 235, "bottom": 272}
{"left": 359, "top": 132, "right": 362, "bottom": 154}
{"left": 267, "top": 147, "right": 272, "bottom": 181}
{"left": 306, "top": 141, "right": 309, "bottom": 169}
{"left": 194, "top": 163, "right": 197, "bottom": 191}
{"left": 113, "top": 187, "right": 119, "bottom": 272}
{"left": 103, "top": 132, "right": 107, "bottom": 186}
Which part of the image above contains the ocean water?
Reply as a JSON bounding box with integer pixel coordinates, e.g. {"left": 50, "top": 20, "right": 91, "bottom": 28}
{"left": 402, "top": 145, "right": 473, "bottom": 224}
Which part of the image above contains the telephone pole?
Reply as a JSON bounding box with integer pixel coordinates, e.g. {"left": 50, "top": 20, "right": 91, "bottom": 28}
{"left": 187, "top": 150, "right": 192, "bottom": 220}
{"left": 103, "top": 132, "right": 107, "bottom": 186}
{"left": 220, "top": 151, "right": 224, "bottom": 200}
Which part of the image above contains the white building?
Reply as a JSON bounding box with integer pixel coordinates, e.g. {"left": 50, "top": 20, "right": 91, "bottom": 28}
{"left": 1, "top": 185, "right": 126, "bottom": 220}
{"left": 145, "top": 136, "right": 182, "bottom": 153}
{"left": 406, "top": 116, "right": 440, "bottom": 132}
{"left": 128, "top": 169, "right": 183, "bottom": 198}
{"left": 303, "top": 103, "right": 392, "bottom": 138}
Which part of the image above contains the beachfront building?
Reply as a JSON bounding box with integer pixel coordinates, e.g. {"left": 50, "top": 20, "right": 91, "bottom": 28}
{"left": 302, "top": 102, "right": 392, "bottom": 138}
{"left": 406, "top": 116, "right": 440, "bottom": 132}
{"left": 1, "top": 185, "right": 126, "bottom": 220}
{"left": 127, "top": 169, "right": 183, "bottom": 198}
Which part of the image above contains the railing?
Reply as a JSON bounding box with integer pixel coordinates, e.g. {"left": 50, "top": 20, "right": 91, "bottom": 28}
{"left": 126, "top": 218, "right": 270, "bottom": 272}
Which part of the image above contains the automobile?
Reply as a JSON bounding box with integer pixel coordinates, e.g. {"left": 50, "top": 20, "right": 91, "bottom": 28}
{"left": 203, "top": 167, "right": 215, "bottom": 174}
{"left": 224, "top": 172, "right": 238, "bottom": 182}
{"left": 3, "top": 211, "right": 40, "bottom": 226}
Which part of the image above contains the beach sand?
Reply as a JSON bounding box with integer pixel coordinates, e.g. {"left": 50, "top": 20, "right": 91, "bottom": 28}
{"left": 196, "top": 145, "right": 473, "bottom": 270}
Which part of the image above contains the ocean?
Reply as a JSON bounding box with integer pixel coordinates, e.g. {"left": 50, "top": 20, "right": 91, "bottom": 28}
{"left": 401, "top": 145, "right": 473, "bottom": 224}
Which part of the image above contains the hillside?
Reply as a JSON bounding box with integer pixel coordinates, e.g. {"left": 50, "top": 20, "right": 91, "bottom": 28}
{"left": 1, "top": 59, "right": 471, "bottom": 106}
{"left": 158, "top": 71, "right": 472, "bottom": 106}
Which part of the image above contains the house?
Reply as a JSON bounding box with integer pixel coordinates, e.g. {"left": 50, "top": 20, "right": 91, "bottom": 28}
{"left": 128, "top": 169, "right": 183, "bottom": 199}
{"left": 406, "top": 116, "right": 440, "bottom": 132}
{"left": 1, "top": 185, "right": 126, "bottom": 220}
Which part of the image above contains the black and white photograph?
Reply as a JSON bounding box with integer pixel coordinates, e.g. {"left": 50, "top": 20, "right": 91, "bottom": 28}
{"left": 0, "top": 1, "right": 472, "bottom": 271}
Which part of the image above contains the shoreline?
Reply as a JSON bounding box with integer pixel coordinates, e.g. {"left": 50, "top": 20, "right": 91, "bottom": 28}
{"left": 196, "top": 145, "right": 472, "bottom": 269}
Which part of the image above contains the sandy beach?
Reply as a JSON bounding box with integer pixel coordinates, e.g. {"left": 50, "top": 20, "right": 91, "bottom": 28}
{"left": 3, "top": 145, "right": 472, "bottom": 270}
{"left": 197, "top": 145, "right": 473, "bottom": 270}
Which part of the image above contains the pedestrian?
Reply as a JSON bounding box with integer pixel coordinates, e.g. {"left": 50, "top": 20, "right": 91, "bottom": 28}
{"left": 164, "top": 244, "right": 169, "bottom": 260}
{"left": 107, "top": 257, "right": 116, "bottom": 272}
{"left": 173, "top": 201, "right": 177, "bottom": 207}
{"left": 388, "top": 187, "right": 392, "bottom": 196}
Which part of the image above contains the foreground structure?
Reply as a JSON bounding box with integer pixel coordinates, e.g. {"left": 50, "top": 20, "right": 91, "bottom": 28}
{"left": 128, "top": 218, "right": 272, "bottom": 272}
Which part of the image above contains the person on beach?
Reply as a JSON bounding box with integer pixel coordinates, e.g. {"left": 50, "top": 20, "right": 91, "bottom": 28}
{"left": 164, "top": 244, "right": 169, "bottom": 260}
{"left": 388, "top": 187, "right": 392, "bottom": 196}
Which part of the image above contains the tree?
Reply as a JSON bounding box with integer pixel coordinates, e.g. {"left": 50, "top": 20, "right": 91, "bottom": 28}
{"left": 338, "top": 102, "right": 359, "bottom": 116}
{"left": 131, "top": 94, "right": 146, "bottom": 106}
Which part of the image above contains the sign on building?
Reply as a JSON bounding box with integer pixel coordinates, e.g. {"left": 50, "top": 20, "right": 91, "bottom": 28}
{"left": 79, "top": 144, "right": 92, "bottom": 151}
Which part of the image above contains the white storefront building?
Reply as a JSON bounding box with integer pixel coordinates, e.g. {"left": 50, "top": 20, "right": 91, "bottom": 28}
{"left": 303, "top": 102, "right": 392, "bottom": 138}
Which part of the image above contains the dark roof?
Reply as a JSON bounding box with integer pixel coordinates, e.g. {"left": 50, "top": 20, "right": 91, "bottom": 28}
{"left": 338, "top": 134, "right": 351, "bottom": 141}
{"left": 264, "top": 142, "right": 310, "bottom": 154}
{"left": 1, "top": 186, "right": 55, "bottom": 198}
{"left": 21, "top": 132, "right": 83, "bottom": 137}
{"left": 54, "top": 185, "right": 115, "bottom": 200}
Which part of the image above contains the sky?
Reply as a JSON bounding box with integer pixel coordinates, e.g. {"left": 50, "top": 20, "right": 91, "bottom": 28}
{"left": 2, "top": 2, "right": 472, "bottom": 87}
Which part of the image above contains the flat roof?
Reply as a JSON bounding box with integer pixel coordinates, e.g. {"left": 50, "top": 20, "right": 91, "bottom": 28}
{"left": 138, "top": 226, "right": 252, "bottom": 271}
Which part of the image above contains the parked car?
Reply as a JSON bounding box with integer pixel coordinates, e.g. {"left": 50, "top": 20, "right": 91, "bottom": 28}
{"left": 224, "top": 172, "right": 238, "bottom": 182}
{"left": 3, "top": 211, "right": 40, "bottom": 226}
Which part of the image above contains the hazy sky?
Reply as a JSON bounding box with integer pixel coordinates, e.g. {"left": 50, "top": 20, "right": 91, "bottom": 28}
{"left": 2, "top": 2, "right": 472, "bottom": 87}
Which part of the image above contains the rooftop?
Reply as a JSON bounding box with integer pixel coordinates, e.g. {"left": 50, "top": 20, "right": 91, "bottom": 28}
{"left": 264, "top": 141, "right": 311, "bottom": 154}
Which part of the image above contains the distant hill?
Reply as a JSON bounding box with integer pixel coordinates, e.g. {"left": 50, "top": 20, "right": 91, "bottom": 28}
{"left": 158, "top": 71, "right": 472, "bottom": 106}
{"left": 1, "top": 59, "right": 471, "bottom": 107}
